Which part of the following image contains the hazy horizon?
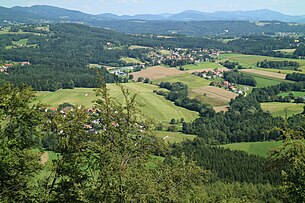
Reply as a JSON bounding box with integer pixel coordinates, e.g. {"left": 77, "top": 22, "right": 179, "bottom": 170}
{"left": 0, "top": 0, "right": 305, "bottom": 16}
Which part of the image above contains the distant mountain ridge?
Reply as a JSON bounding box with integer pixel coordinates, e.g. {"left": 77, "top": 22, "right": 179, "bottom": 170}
{"left": 99, "top": 9, "right": 305, "bottom": 23}
{"left": 1, "top": 5, "right": 305, "bottom": 23}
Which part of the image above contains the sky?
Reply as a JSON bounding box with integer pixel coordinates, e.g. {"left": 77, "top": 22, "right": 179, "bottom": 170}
{"left": 0, "top": 0, "right": 305, "bottom": 16}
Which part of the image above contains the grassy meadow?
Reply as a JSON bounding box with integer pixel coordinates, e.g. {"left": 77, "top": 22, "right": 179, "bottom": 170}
{"left": 279, "top": 91, "right": 305, "bottom": 97}
{"left": 153, "top": 73, "right": 210, "bottom": 89}
{"left": 35, "top": 83, "right": 198, "bottom": 123}
{"left": 155, "top": 131, "right": 196, "bottom": 143}
{"left": 261, "top": 102, "right": 305, "bottom": 117}
{"left": 183, "top": 62, "right": 225, "bottom": 70}
{"left": 219, "top": 53, "right": 305, "bottom": 73}
{"left": 221, "top": 141, "right": 283, "bottom": 157}
{"left": 120, "top": 57, "right": 142, "bottom": 64}
{"left": 242, "top": 72, "right": 288, "bottom": 88}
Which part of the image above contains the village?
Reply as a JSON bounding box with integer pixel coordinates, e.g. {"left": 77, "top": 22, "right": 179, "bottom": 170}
{"left": 192, "top": 69, "right": 249, "bottom": 95}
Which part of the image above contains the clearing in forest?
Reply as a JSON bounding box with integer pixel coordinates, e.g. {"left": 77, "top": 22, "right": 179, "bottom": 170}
{"left": 261, "top": 102, "right": 305, "bottom": 117}
{"left": 131, "top": 66, "right": 184, "bottom": 80}
{"left": 221, "top": 141, "right": 283, "bottom": 157}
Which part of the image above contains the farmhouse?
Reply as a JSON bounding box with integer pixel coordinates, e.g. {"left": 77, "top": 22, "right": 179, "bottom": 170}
{"left": 4, "top": 64, "right": 13, "bottom": 68}
{"left": 21, "top": 62, "right": 31, "bottom": 66}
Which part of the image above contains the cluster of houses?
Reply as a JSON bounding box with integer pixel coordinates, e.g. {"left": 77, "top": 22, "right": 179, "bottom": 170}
{"left": 210, "top": 81, "right": 249, "bottom": 95}
{"left": 0, "top": 62, "right": 31, "bottom": 73}
{"left": 45, "top": 106, "right": 146, "bottom": 134}
{"left": 192, "top": 70, "right": 225, "bottom": 80}
{"left": 149, "top": 48, "right": 221, "bottom": 66}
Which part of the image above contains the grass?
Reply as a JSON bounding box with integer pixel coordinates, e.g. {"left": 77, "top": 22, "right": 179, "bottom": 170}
{"left": 35, "top": 83, "right": 198, "bottom": 124}
{"left": 159, "top": 49, "right": 171, "bottom": 55}
{"left": 279, "top": 91, "right": 305, "bottom": 97}
{"left": 274, "top": 49, "right": 296, "bottom": 54}
{"left": 120, "top": 57, "right": 142, "bottom": 64}
{"left": 153, "top": 73, "right": 210, "bottom": 90}
{"left": 155, "top": 131, "right": 196, "bottom": 143}
{"left": 12, "top": 38, "right": 28, "bottom": 46}
{"left": 183, "top": 62, "right": 225, "bottom": 71}
{"left": 129, "top": 45, "right": 152, "bottom": 50}
{"left": 219, "top": 53, "right": 305, "bottom": 73}
{"left": 261, "top": 102, "right": 305, "bottom": 117}
{"left": 243, "top": 72, "right": 289, "bottom": 88}
{"left": 221, "top": 141, "right": 283, "bottom": 157}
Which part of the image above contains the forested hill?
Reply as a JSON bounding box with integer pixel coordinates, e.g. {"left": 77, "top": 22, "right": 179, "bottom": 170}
{"left": 1, "top": 5, "right": 305, "bottom": 36}
{"left": 93, "top": 20, "right": 305, "bottom": 37}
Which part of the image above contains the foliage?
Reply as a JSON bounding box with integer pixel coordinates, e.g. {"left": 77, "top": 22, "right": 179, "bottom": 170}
{"left": 224, "top": 70, "right": 257, "bottom": 86}
{"left": 0, "top": 83, "right": 43, "bottom": 202}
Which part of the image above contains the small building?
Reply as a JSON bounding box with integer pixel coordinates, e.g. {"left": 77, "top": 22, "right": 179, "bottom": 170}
{"left": 4, "top": 64, "right": 13, "bottom": 68}
{"left": 21, "top": 62, "right": 31, "bottom": 66}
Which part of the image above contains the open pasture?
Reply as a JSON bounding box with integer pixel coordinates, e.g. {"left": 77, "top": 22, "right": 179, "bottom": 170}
{"left": 279, "top": 91, "right": 305, "bottom": 97}
{"left": 261, "top": 102, "right": 305, "bottom": 117}
{"left": 219, "top": 53, "right": 305, "bottom": 72}
{"left": 155, "top": 131, "right": 196, "bottom": 143}
{"left": 129, "top": 45, "right": 153, "bottom": 50}
{"left": 132, "top": 66, "right": 184, "bottom": 80}
{"left": 183, "top": 62, "right": 227, "bottom": 71}
{"left": 35, "top": 83, "right": 198, "bottom": 123}
{"left": 241, "top": 72, "right": 289, "bottom": 88}
{"left": 120, "top": 57, "right": 142, "bottom": 64}
{"left": 192, "top": 86, "right": 238, "bottom": 102}
{"left": 154, "top": 73, "right": 210, "bottom": 89}
{"left": 221, "top": 141, "right": 283, "bottom": 157}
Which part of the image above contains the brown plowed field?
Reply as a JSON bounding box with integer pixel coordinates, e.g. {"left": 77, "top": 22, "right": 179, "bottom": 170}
{"left": 131, "top": 66, "right": 184, "bottom": 80}
{"left": 192, "top": 86, "right": 238, "bottom": 102}
{"left": 240, "top": 69, "right": 286, "bottom": 79}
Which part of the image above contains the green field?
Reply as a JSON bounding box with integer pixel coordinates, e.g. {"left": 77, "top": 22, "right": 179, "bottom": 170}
{"left": 261, "top": 102, "right": 305, "bottom": 117}
{"left": 243, "top": 72, "right": 288, "bottom": 88}
{"left": 279, "top": 91, "right": 305, "bottom": 97}
{"left": 155, "top": 131, "right": 196, "bottom": 143}
{"left": 154, "top": 73, "right": 210, "bottom": 90}
{"left": 120, "top": 57, "right": 142, "bottom": 64}
{"left": 13, "top": 38, "right": 28, "bottom": 46}
{"left": 274, "top": 49, "right": 296, "bottom": 54}
{"left": 129, "top": 45, "right": 152, "bottom": 50}
{"left": 183, "top": 62, "right": 225, "bottom": 70}
{"left": 219, "top": 53, "right": 305, "bottom": 73}
{"left": 221, "top": 141, "right": 283, "bottom": 157}
{"left": 35, "top": 83, "right": 198, "bottom": 123}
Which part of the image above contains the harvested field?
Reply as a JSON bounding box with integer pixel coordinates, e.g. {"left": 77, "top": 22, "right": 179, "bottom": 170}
{"left": 192, "top": 86, "right": 238, "bottom": 102}
{"left": 240, "top": 69, "right": 286, "bottom": 79}
{"left": 214, "top": 105, "right": 229, "bottom": 112}
{"left": 131, "top": 66, "right": 184, "bottom": 80}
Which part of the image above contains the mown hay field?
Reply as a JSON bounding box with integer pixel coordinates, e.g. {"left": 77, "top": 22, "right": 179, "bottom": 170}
{"left": 35, "top": 83, "right": 199, "bottom": 123}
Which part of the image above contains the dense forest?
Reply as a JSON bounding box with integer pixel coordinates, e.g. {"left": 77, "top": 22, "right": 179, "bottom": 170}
{"left": 223, "top": 71, "right": 257, "bottom": 86}
{"left": 256, "top": 60, "right": 300, "bottom": 70}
